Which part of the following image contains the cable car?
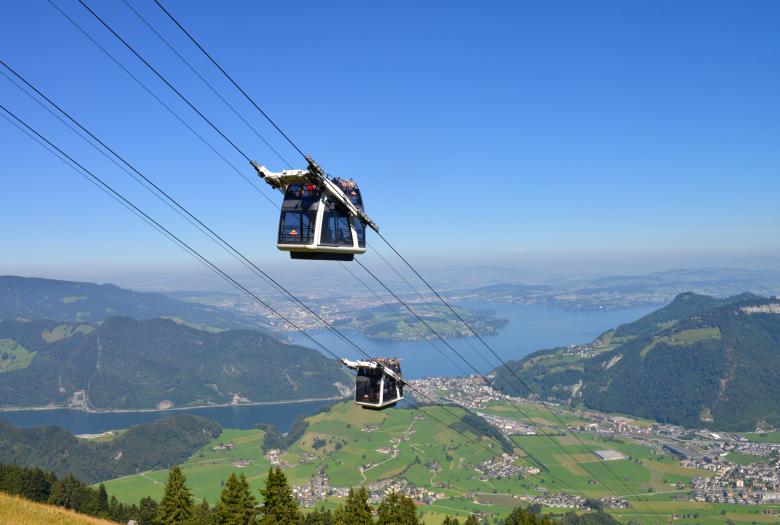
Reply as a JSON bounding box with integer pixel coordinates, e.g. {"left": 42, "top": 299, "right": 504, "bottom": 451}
{"left": 251, "top": 158, "right": 379, "bottom": 261}
{"left": 341, "top": 357, "right": 404, "bottom": 410}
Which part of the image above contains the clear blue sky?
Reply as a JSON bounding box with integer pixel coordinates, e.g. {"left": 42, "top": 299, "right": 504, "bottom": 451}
{"left": 1, "top": 0, "right": 778, "bottom": 283}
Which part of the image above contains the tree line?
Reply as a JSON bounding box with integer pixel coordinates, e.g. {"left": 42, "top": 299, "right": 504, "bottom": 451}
{"left": 1, "top": 462, "right": 621, "bottom": 525}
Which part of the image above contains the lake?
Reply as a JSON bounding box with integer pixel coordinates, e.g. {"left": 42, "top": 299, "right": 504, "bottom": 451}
{"left": 288, "top": 302, "right": 656, "bottom": 379}
{"left": 1, "top": 302, "right": 655, "bottom": 434}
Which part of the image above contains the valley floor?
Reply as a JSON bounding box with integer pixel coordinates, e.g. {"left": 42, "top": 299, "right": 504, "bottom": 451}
{"left": 99, "top": 398, "right": 780, "bottom": 525}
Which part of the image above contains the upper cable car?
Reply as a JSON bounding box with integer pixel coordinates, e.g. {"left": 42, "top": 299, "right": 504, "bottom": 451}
{"left": 251, "top": 157, "right": 379, "bottom": 261}
{"left": 341, "top": 357, "right": 404, "bottom": 410}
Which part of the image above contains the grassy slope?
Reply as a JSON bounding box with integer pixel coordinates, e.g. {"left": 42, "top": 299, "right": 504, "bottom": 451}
{"left": 100, "top": 401, "right": 780, "bottom": 524}
{"left": 102, "top": 427, "right": 271, "bottom": 504}
{"left": 0, "top": 493, "right": 114, "bottom": 525}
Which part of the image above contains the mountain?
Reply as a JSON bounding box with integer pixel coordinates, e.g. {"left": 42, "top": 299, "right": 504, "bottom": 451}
{"left": 452, "top": 267, "right": 780, "bottom": 310}
{"left": 492, "top": 292, "right": 780, "bottom": 431}
{"left": 0, "top": 275, "right": 269, "bottom": 331}
{"left": 0, "top": 316, "right": 350, "bottom": 410}
{"left": 0, "top": 414, "right": 220, "bottom": 483}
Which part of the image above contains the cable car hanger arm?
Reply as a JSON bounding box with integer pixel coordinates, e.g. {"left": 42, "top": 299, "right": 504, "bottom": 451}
{"left": 250, "top": 158, "right": 380, "bottom": 233}
{"left": 341, "top": 358, "right": 404, "bottom": 383}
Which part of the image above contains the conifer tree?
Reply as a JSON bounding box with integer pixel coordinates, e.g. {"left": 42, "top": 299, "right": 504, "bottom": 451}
{"left": 192, "top": 499, "right": 217, "bottom": 525}
{"left": 157, "top": 466, "right": 194, "bottom": 525}
{"left": 136, "top": 496, "right": 159, "bottom": 525}
{"left": 464, "top": 516, "right": 479, "bottom": 525}
{"left": 95, "top": 483, "right": 110, "bottom": 516}
{"left": 216, "top": 473, "right": 257, "bottom": 525}
{"left": 304, "top": 506, "right": 335, "bottom": 524}
{"left": 334, "top": 487, "right": 373, "bottom": 525}
{"left": 376, "top": 490, "right": 419, "bottom": 525}
{"left": 47, "top": 475, "right": 86, "bottom": 511}
{"left": 259, "top": 467, "right": 301, "bottom": 525}
{"left": 443, "top": 517, "right": 461, "bottom": 525}
{"left": 506, "top": 505, "right": 544, "bottom": 525}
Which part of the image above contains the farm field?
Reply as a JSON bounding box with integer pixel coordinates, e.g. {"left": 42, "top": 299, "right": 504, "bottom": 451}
{"left": 102, "top": 428, "right": 271, "bottom": 504}
{"left": 99, "top": 401, "right": 780, "bottom": 524}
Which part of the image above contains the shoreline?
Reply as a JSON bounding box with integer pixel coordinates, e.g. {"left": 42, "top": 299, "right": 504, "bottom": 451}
{"left": 0, "top": 395, "right": 347, "bottom": 414}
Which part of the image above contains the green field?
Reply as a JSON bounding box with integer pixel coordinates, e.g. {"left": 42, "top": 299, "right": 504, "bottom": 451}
{"left": 0, "top": 338, "right": 36, "bottom": 371}
{"left": 100, "top": 401, "right": 780, "bottom": 524}
{"left": 40, "top": 323, "right": 94, "bottom": 343}
{"left": 640, "top": 327, "right": 721, "bottom": 358}
{"left": 102, "top": 428, "right": 271, "bottom": 504}
{"left": 746, "top": 432, "right": 780, "bottom": 444}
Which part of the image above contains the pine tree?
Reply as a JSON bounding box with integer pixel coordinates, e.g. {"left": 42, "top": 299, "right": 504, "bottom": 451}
{"left": 464, "top": 516, "right": 479, "bottom": 525}
{"left": 95, "top": 483, "right": 110, "bottom": 516}
{"left": 157, "top": 466, "right": 194, "bottom": 525}
{"left": 216, "top": 473, "right": 257, "bottom": 525}
{"left": 259, "top": 467, "right": 301, "bottom": 525}
{"left": 192, "top": 499, "right": 217, "bottom": 525}
{"left": 376, "top": 491, "right": 419, "bottom": 525}
{"left": 505, "top": 505, "right": 540, "bottom": 525}
{"left": 136, "top": 496, "right": 159, "bottom": 525}
{"left": 304, "top": 506, "right": 335, "bottom": 524}
{"left": 443, "top": 517, "right": 461, "bottom": 525}
{"left": 333, "top": 487, "right": 373, "bottom": 525}
{"left": 48, "top": 475, "right": 86, "bottom": 511}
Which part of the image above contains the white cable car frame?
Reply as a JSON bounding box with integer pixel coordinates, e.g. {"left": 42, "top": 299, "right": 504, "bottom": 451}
{"left": 252, "top": 158, "right": 378, "bottom": 261}
{"left": 342, "top": 358, "right": 404, "bottom": 410}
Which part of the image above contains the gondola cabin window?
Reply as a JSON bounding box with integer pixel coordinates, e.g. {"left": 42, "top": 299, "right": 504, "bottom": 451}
{"left": 320, "top": 210, "right": 354, "bottom": 246}
{"left": 279, "top": 211, "right": 315, "bottom": 244}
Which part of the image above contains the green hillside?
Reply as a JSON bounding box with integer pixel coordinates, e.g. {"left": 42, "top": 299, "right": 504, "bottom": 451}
{"left": 0, "top": 492, "right": 116, "bottom": 525}
{"left": 0, "top": 316, "right": 350, "bottom": 410}
{"left": 493, "top": 292, "right": 780, "bottom": 430}
{"left": 0, "top": 415, "right": 220, "bottom": 483}
{"left": 0, "top": 275, "right": 265, "bottom": 330}
{"left": 100, "top": 401, "right": 768, "bottom": 525}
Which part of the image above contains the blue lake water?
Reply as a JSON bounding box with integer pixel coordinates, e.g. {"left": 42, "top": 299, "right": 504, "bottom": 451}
{"left": 1, "top": 303, "right": 655, "bottom": 434}
{"left": 289, "top": 302, "right": 656, "bottom": 379}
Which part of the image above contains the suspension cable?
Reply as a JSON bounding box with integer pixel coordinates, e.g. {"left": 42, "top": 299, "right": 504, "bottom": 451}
{"left": 354, "top": 256, "right": 650, "bottom": 508}
{"left": 77, "top": 0, "right": 253, "bottom": 163}
{"left": 120, "top": 0, "right": 292, "bottom": 169}
{"left": 370, "top": 245, "right": 495, "bottom": 371}
{"left": 0, "top": 103, "right": 520, "bottom": 466}
{"left": 0, "top": 59, "right": 470, "bottom": 430}
{"left": 337, "top": 261, "right": 471, "bottom": 377}
{"left": 46, "top": 2, "right": 656, "bottom": 510}
{"left": 150, "top": 0, "right": 308, "bottom": 161}
{"left": 373, "top": 230, "right": 658, "bottom": 516}
{"left": 45, "top": 0, "right": 276, "bottom": 208}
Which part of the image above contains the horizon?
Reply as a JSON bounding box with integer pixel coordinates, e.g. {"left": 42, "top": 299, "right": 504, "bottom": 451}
{"left": 3, "top": 260, "right": 780, "bottom": 294}
{"left": 1, "top": 0, "right": 779, "bottom": 276}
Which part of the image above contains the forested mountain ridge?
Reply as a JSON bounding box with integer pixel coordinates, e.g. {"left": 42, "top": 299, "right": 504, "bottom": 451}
{"left": 492, "top": 292, "right": 780, "bottom": 430}
{"left": 0, "top": 275, "right": 266, "bottom": 330}
{"left": 0, "top": 414, "right": 220, "bottom": 483}
{"left": 0, "top": 316, "right": 350, "bottom": 410}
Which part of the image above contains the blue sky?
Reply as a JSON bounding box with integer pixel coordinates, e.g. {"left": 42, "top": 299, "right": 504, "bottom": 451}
{"left": 1, "top": 0, "right": 778, "bottom": 284}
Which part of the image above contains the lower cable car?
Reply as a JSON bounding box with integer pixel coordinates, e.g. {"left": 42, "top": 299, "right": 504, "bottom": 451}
{"left": 251, "top": 157, "right": 379, "bottom": 261}
{"left": 341, "top": 357, "right": 404, "bottom": 410}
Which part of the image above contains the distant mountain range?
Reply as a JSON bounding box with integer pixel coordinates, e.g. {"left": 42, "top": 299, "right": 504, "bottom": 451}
{"left": 0, "top": 275, "right": 270, "bottom": 331}
{"left": 492, "top": 292, "right": 780, "bottom": 431}
{"left": 452, "top": 267, "right": 780, "bottom": 310}
{"left": 0, "top": 276, "right": 350, "bottom": 410}
{"left": 0, "top": 414, "right": 220, "bottom": 483}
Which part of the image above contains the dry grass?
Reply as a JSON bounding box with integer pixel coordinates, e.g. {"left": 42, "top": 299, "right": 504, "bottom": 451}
{"left": 0, "top": 492, "right": 115, "bottom": 525}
